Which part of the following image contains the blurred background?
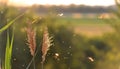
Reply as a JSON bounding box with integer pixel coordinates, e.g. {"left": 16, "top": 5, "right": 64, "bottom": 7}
{"left": 1, "top": 0, "right": 120, "bottom": 69}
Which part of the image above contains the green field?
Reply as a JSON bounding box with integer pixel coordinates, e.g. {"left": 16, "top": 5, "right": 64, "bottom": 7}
{"left": 57, "top": 17, "right": 113, "bottom": 37}
{"left": 57, "top": 17, "right": 106, "bottom": 24}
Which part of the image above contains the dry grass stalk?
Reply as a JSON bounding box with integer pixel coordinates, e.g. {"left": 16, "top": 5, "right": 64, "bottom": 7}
{"left": 41, "top": 27, "right": 52, "bottom": 63}
{"left": 26, "top": 22, "right": 36, "bottom": 56}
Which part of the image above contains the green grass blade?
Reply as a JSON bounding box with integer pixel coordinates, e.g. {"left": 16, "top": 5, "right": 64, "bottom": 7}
{"left": 9, "top": 31, "right": 14, "bottom": 56}
{"left": 9, "top": 31, "right": 14, "bottom": 69}
{"left": 5, "top": 32, "right": 10, "bottom": 69}
{"left": 5, "top": 31, "right": 14, "bottom": 69}
{"left": 0, "top": 13, "right": 24, "bottom": 33}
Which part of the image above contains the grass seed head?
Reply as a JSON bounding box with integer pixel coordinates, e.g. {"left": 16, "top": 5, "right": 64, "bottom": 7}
{"left": 26, "top": 22, "right": 36, "bottom": 56}
{"left": 41, "top": 27, "right": 52, "bottom": 63}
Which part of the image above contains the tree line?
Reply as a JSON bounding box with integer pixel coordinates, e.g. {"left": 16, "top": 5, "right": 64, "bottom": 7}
{"left": 30, "top": 4, "right": 116, "bottom": 14}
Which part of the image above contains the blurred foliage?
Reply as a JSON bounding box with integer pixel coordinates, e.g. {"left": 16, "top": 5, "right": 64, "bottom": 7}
{"left": 95, "top": 0, "right": 120, "bottom": 69}
{"left": 1, "top": 1, "right": 120, "bottom": 69}
{"left": 31, "top": 4, "right": 113, "bottom": 14}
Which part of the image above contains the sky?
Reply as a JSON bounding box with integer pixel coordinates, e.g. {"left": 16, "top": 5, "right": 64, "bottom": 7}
{"left": 7, "top": 0, "right": 115, "bottom": 6}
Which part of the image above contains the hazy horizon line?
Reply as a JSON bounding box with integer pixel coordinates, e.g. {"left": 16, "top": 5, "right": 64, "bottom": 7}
{"left": 0, "top": 1, "right": 115, "bottom": 7}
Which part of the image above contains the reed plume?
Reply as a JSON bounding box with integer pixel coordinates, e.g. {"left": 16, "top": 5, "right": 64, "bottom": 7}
{"left": 25, "top": 22, "right": 36, "bottom": 69}
{"left": 41, "top": 27, "right": 52, "bottom": 69}
{"left": 26, "top": 22, "right": 36, "bottom": 56}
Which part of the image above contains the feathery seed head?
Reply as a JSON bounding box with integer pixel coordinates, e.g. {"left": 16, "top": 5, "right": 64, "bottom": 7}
{"left": 41, "top": 27, "right": 53, "bottom": 63}
{"left": 26, "top": 22, "right": 36, "bottom": 56}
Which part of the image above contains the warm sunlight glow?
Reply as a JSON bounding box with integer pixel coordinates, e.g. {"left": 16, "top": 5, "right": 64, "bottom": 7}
{"left": 7, "top": 0, "right": 115, "bottom": 6}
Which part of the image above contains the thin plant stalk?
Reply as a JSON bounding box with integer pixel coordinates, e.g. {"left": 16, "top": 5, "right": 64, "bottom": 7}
{"left": 33, "top": 56, "right": 35, "bottom": 69}
{"left": 26, "top": 43, "right": 40, "bottom": 69}
{"left": 41, "top": 61, "right": 44, "bottom": 69}
{"left": 26, "top": 54, "right": 35, "bottom": 69}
